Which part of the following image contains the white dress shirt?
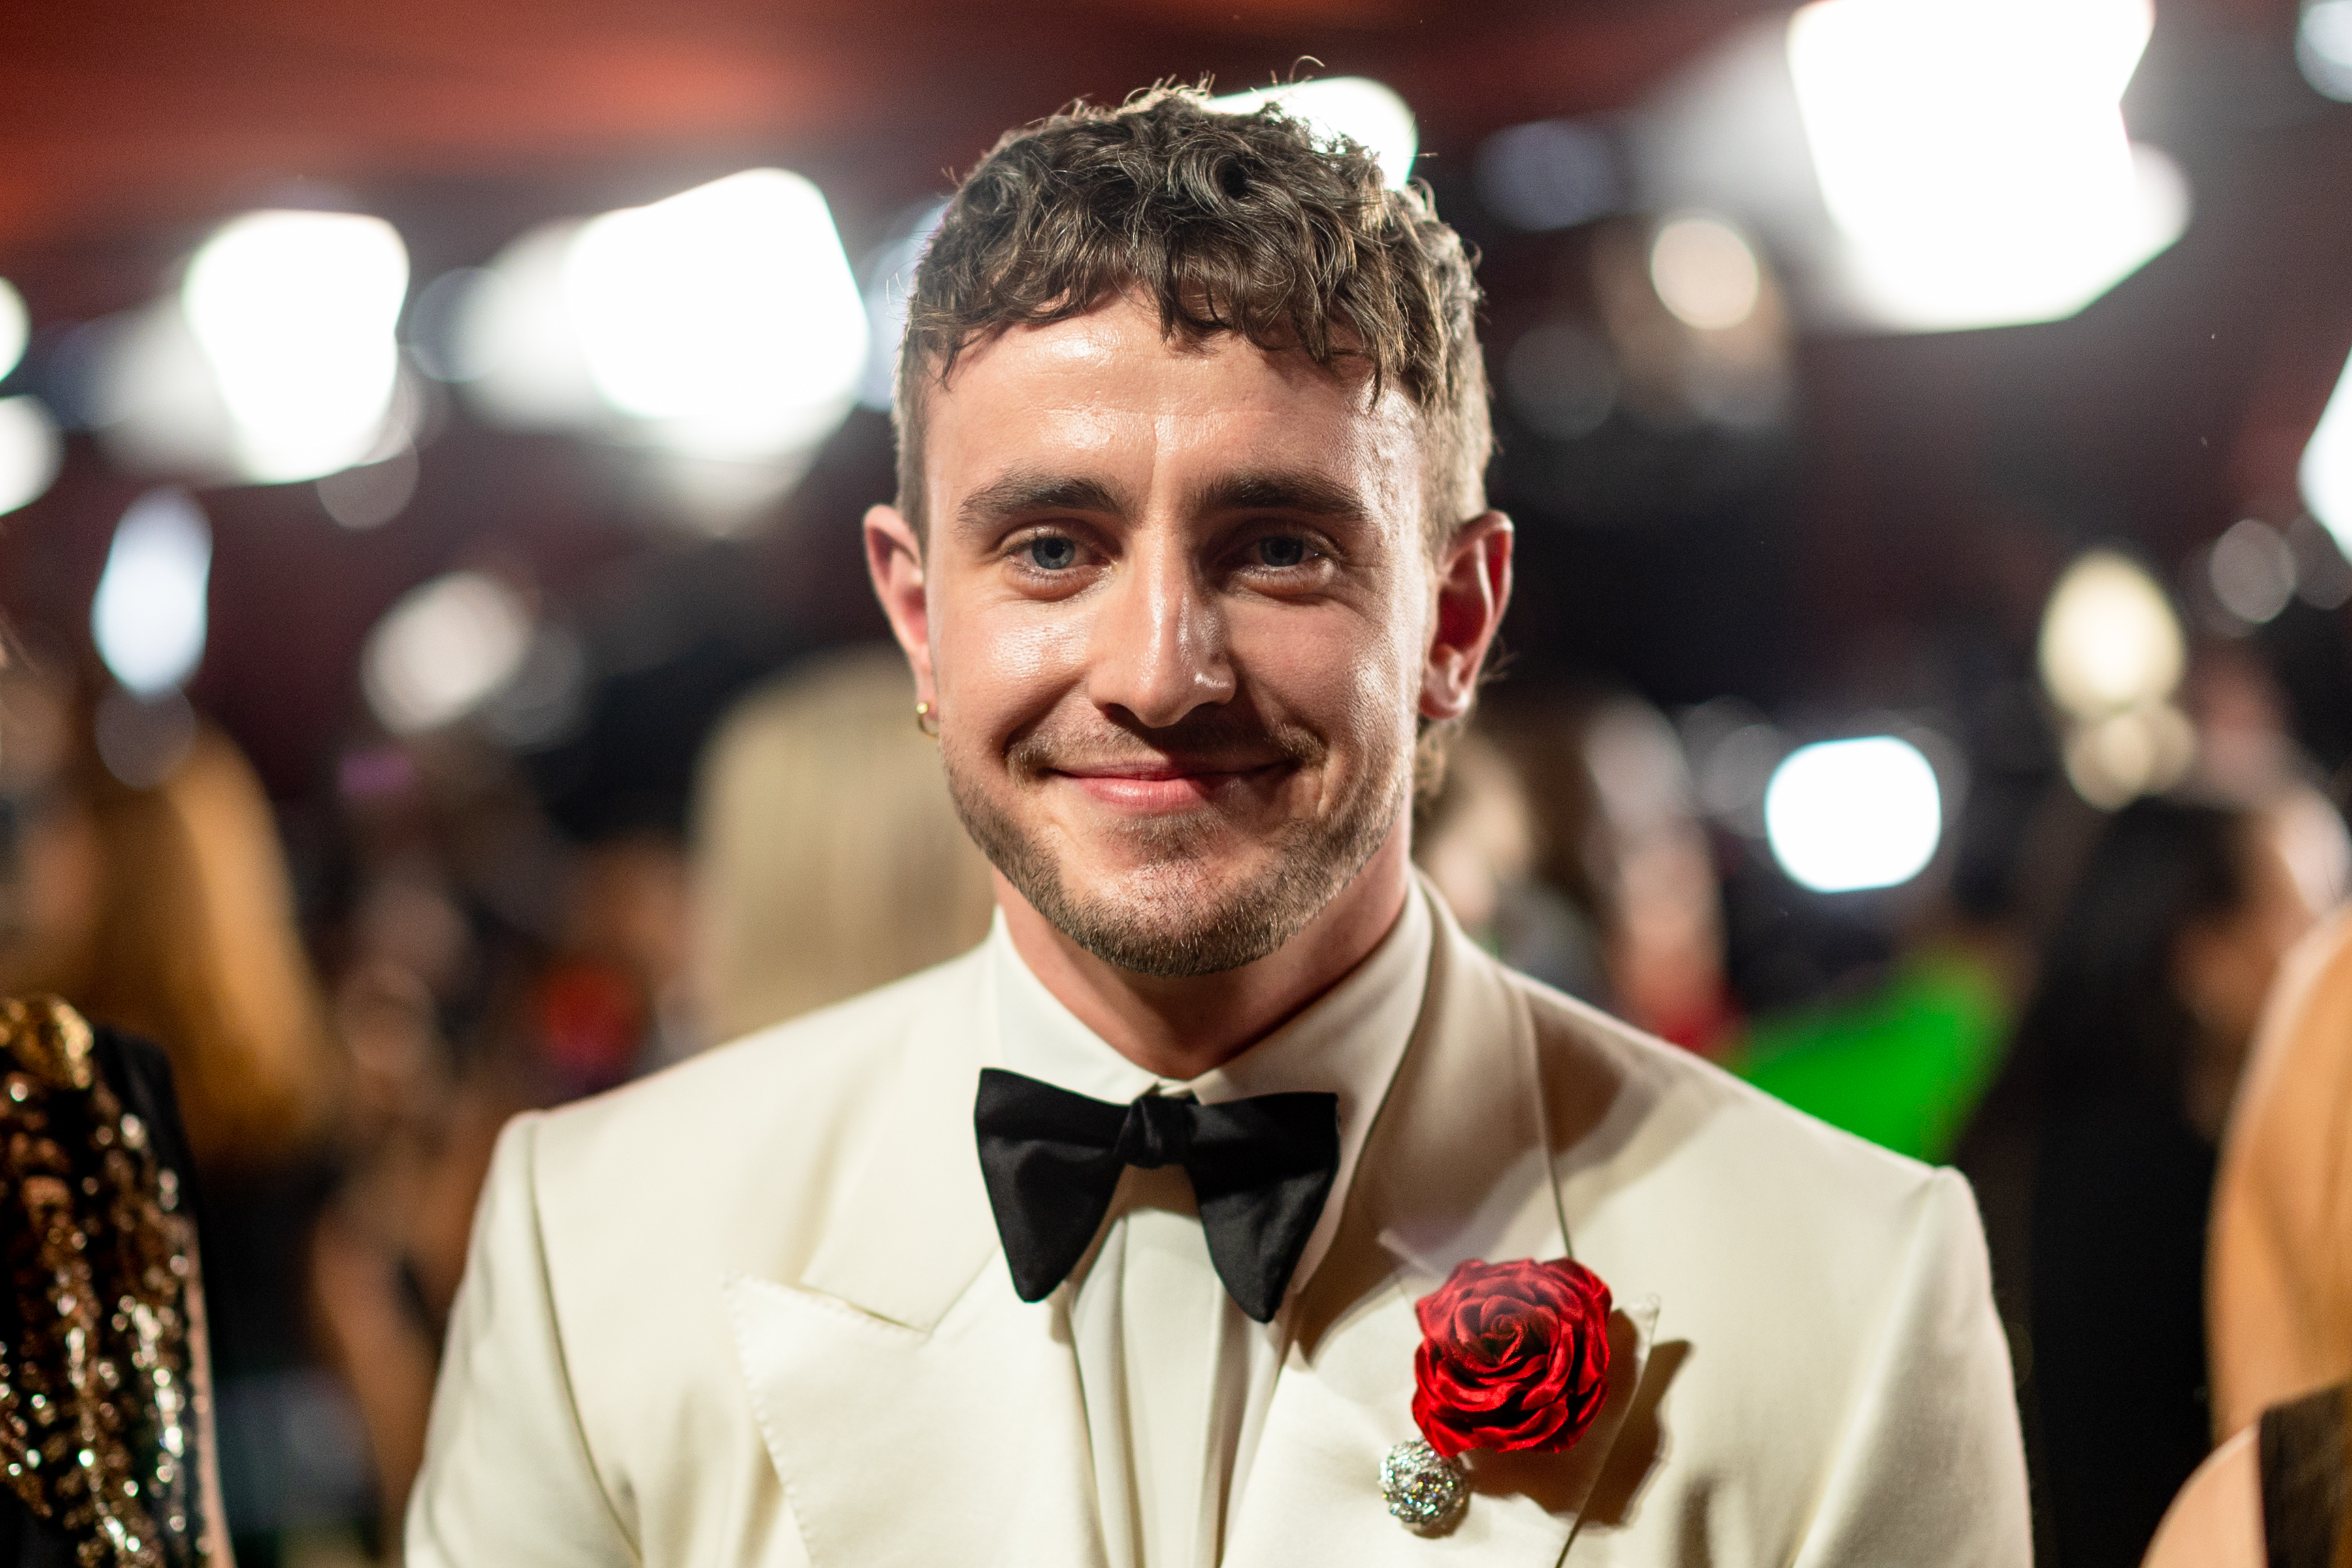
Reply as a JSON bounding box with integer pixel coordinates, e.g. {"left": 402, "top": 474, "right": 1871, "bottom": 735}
{"left": 987, "top": 885, "right": 1431, "bottom": 1568}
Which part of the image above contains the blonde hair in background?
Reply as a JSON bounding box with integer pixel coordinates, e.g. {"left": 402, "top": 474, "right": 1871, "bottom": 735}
{"left": 63, "top": 722, "right": 337, "bottom": 1173}
{"left": 691, "top": 644, "right": 998, "bottom": 1041}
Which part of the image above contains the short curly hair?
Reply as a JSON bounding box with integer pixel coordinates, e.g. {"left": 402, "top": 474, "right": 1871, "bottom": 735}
{"left": 893, "top": 84, "right": 1491, "bottom": 548}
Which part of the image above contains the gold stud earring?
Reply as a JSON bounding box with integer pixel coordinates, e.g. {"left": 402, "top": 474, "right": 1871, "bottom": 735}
{"left": 915, "top": 700, "right": 940, "bottom": 738}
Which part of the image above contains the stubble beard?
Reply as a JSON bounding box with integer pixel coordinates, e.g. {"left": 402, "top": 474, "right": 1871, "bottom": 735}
{"left": 945, "top": 725, "right": 1409, "bottom": 979}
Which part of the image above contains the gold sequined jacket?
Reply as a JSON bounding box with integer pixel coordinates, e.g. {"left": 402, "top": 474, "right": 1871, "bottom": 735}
{"left": 0, "top": 998, "right": 212, "bottom": 1568}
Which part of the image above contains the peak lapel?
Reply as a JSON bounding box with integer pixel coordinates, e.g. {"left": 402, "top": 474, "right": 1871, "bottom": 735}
{"left": 727, "top": 1269, "right": 1105, "bottom": 1568}
{"left": 1225, "top": 888, "right": 1659, "bottom": 1567}
{"left": 727, "top": 962, "right": 1107, "bottom": 1568}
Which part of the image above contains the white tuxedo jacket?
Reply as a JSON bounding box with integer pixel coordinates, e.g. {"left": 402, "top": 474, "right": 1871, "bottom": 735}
{"left": 408, "top": 894, "right": 2030, "bottom": 1565}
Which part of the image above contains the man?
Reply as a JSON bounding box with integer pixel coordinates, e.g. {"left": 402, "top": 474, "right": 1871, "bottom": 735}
{"left": 408, "top": 89, "right": 2030, "bottom": 1565}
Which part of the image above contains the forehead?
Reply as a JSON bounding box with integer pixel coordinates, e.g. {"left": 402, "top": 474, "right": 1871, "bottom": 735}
{"left": 923, "top": 297, "right": 1422, "bottom": 509}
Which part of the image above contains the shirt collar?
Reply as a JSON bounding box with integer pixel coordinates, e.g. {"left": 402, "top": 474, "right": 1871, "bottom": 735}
{"left": 987, "top": 881, "right": 1433, "bottom": 1303}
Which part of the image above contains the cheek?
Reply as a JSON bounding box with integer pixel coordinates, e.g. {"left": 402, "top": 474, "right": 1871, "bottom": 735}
{"left": 934, "top": 589, "right": 1092, "bottom": 729}
{"left": 1237, "top": 603, "right": 1413, "bottom": 738}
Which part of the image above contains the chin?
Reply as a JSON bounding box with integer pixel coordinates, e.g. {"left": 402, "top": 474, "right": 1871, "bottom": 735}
{"left": 1065, "top": 840, "right": 1272, "bottom": 905}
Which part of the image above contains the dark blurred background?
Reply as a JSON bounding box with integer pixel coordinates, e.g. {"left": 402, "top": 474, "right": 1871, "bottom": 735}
{"left": 3, "top": 1, "right": 2352, "bottom": 1562}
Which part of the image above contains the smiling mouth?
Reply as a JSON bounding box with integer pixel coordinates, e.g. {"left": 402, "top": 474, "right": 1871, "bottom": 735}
{"left": 1049, "top": 760, "right": 1288, "bottom": 811}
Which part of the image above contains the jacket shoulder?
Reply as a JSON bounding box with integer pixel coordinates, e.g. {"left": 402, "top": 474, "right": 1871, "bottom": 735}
{"left": 1509, "top": 963, "right": 1944, "bottom": 1216}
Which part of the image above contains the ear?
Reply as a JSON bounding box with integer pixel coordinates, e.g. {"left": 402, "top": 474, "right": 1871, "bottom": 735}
{"left": 1420, "top": 512, "right": 1514, "bottom": 723}
{"left": 864, "top": 504, "right": 936, "bottom": 705}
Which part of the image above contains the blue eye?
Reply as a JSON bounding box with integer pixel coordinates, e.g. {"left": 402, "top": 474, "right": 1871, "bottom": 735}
{"left": 1026, "top": 536, "right": 1079, "bottom": 571}
{"left": 1255, "top": 536, "right": 1310, "bottom": 568}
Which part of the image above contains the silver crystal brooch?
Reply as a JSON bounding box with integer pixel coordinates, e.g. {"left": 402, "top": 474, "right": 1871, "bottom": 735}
{"left": 1380, "top": 1438, "right": 1467, "bottom": 1533}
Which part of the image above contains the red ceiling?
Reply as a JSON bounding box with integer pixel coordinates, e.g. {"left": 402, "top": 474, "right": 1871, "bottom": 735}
{"left": 0, "top": 0, "right": 1783, "bottom": 279}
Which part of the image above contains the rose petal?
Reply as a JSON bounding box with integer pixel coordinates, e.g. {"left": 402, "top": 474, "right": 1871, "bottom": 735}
{"left": 1410, "top": 1258, "right": 1615, "bottom": 1458}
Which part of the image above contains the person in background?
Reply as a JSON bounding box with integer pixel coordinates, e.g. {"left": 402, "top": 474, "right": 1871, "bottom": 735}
{"left": 1984, "top": 793, "right": 2332, "bottom": 1567}
{"left": 2212, "top": 901, "right": 2352, "bottom": 1437}
{"left": 2142, "top": 907, "right": 2352, "bottom": 1566}
{"left": 0, "top": 670, "right": 338, "bottom": 1174}
{"left": 310, "top": 725, "right": 608, "bottom": 1560}
{"left": 1411, "top": 727, "right": 1609, "bottom": 1005}
{"left": 1421, "top": 683, "right": 1733, "bottom": 1049}
{"left": 689, "top": 642, "right": 996, "bottom": 1038}
{"left": 0, "top": 664, "right": 359, "bottom": 1567}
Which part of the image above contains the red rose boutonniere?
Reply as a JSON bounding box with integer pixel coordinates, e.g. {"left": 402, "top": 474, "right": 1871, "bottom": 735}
{"left": 1380, "top": 1257, "right": 1614, "bottom": 1532}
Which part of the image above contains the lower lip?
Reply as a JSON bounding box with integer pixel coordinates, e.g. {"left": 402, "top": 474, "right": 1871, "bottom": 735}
{"left": 1061, "top": 772, "right": 1254, "bottom": 811}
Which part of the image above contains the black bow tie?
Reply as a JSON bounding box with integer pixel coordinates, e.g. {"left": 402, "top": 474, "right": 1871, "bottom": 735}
{"left": 973, "top": 1068, "right": 1341, "bottom": 1323}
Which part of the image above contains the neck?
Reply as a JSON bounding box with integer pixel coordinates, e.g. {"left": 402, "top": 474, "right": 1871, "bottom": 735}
{"left": 996, "top": 829, "right": 1414, "bottom": 1080}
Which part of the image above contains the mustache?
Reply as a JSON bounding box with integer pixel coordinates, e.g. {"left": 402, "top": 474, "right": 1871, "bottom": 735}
{"left": 1005, "top": 708, "right": 1323, "bottom": 777}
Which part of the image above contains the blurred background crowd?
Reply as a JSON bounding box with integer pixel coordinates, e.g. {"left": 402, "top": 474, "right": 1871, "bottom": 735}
{"left": 4, "top": 0, "right": 2352, "bottom": 1562}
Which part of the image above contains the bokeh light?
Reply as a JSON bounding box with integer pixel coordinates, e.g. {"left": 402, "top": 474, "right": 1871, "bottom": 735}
{"left": 182, "top": 210, "right": 410, "bottom": 482}
{"left": 456, "top": 170, "right": 867, "bottom": 467}
{"left": 1764, "top": 735, "right": 1944, "bottom": 892}
{"left": 2062, "top": 703, "right": 2195, "bottom": 809}
{"left": 2299, "top": 0, "right": 2352, "bottom": 100}
{"left": 2300, "top": 342, "right": 2352, "bottom": 557}
{"left": 0, "top": 278, "right": 27, "bottom": 381}
{"left": 1209, "top": 78, "right": 1417, "bottom": 191}
{"left": 2208, "top": 518, "right": 2298, "bottom": 626}
{"left": 1787, "top": 0, "right": 2186, "bottom": 331}
{"left": 361, "top": 571, "right": 533, "bottom": 736}
{"left": 1650, "top": 214, "right": 1763, "bottom": 330}
{"left": 2037, "top": 549, "right": 2185, "bottom": 720}
{"left": 94, "top": 687, "right": 197, "bottom": 789}
{"left": 2291, "top": 515, "right": 2352, "bottom": 610}
{"left": 0, "top": 395, "right": 63, "bottom": 517}
{"left": 316, "top": 444, "right": 420, "bottom": 531}
{"left": 91, "top": 489, "right": 212, "bottom": 696}
{"left": 2038, "top": 549, "right": 2194, "bottom": 807}
{"left": 450, "top": 224, "right": 596, "bottom": 427}
{"left": 1503, "top": 320, "right": 1618, "bottom": 440}
{"left": 1476, "top": 120, "right": 1620, "bottom": 232}
{"left": 564, "top": 169, "right": 867, "bottom": 459}
{"left": 858, "top": 202, "right": 948, "bottom": 411}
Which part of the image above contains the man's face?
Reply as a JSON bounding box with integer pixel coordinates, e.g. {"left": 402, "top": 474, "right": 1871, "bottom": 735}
{"left": 874, "top": 297, "right": 1483, "bottom": 978}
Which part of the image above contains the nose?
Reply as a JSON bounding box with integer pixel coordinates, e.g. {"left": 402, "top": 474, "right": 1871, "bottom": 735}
{"left": 1085, "top": 536, "right": 1235, "bottom": 730}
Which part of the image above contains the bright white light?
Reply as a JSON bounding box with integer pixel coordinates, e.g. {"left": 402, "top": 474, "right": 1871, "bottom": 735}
{"left": 459, "top": 170, "right": 870, "bottom": 469}
{"left": 1650, "top": 214, "right": 1762, "bottom": 329}
{"left": 1209, "top": 78, "right": 1418, "bottom": 191}
{"left": 2210, "top": 518, "right": 2298, "bottom": 625}
{"left": 182, "top": 210, "right": 409, "bottom": 482}
{"left": 1787, "top": 0, "right": 2186, "bottom": 331}
{"left": 564, "top": 169, "right": 867, "bottom": 459}
{"left": 0, "top": 278, "right": 26, "bottom": 381}
{"left": 1764, "top": 735, "right": 1944, "bottom": 892}
{"left": 361, "top": 571, "right": 533, "bottom": 735}
{"left": 0, "top": 396, "right": 62, "bottom": 517}
{"left": 2038, "top": 550, "right": 2185, "bottom": 719}
{"left": 453, "top": 225, "right": 599, "bottom": 429}
{"left": 2300, "top": 344, "right": 2352, "bottom": 557}
{"left": 91, "top": 489, "right": 212, "bottom": 696}
{"left": 2299, "top": 0, "right": 2352, "bottom": 100}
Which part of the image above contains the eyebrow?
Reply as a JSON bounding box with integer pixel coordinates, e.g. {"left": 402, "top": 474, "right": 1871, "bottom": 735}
{"left": 949, "top": 465, "right": 1367, "bottom": 538}
{"left": 1188, "top": 470, "right": 1365, "bottom": 519}
{"left": 954, "top": 471, "right": 1128, "bottom": 534}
